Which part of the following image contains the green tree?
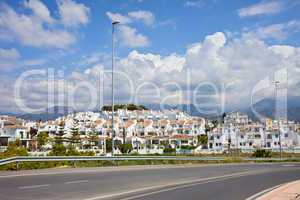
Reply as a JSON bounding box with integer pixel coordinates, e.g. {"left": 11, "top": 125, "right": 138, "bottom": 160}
{"left": 3, "top": 140, "right": 28, "bottom": 158}
{"left": 106, "top": 138, "right": 112, "bottom": 153}
{"left": 49, "top": 143, "right": 66, "bottom": 156}
{"left": 37, "top": 132, "right": 49, "bottom": 151}
{"left": 198, "top": 135, "right": 208, "bottom": 145}
{"left": 120, "top": 142, "right": 133, "bottom": 154}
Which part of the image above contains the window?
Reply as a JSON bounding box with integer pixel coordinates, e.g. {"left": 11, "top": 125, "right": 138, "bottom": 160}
{"left": 284, "top": 133, "right": 288, "bottom": 138}
{"left": 254, "top": 134, "right": 261, "bottom": 139}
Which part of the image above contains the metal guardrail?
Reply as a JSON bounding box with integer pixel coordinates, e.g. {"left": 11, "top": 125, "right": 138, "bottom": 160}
{"left": 0, "top": 156, "right": 228, "bottom": 166}
{"left": 1, "top": 156, "right": 300, "bottom": 168}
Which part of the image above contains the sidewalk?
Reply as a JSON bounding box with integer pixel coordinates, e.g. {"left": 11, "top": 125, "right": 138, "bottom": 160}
{"left": 257, "top": 180, "right": 300, "bottom": 200}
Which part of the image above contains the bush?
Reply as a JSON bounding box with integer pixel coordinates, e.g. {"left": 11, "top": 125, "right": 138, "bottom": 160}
{"left": 163, "top": 147, "right": 176, "bottom": 154}
{"left": 180, "top": 146, "right": 196, "bottom": 150}
{"left": 252, "top": 149, "right": 272, "bottom": 158}
{"left": 48, "top": 143, "right": 66, "bottom": 156}
{"left": 120, "top": 143, "right": 133, "bottom": 154}
{"left": 1, "top": 140, "right": 28, "bottom": 158}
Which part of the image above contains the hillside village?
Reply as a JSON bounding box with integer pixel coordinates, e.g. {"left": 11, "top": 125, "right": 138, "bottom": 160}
{"left": 1, "top": 108, "right": 300, "bottom": 155}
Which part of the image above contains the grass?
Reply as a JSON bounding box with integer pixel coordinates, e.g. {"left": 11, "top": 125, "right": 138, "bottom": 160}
{"left": 1, "top": 156, "right": 300, "bottom": 171}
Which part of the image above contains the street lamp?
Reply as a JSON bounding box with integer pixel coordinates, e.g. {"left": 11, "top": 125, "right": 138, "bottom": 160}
{"left": 274, "top": 80, "right": 282, "bottom": 160}
{"left": 111, "top": 21, "right": 119, "bottom": 156}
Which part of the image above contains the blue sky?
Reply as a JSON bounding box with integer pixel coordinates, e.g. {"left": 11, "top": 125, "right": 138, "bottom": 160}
{"left": 0, "top": 0, "right": 300, "bottom": 114}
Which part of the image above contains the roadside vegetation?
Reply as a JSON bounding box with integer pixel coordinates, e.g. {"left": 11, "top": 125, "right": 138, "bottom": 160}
{"left": 1, "top": 139, "right": 300, "bottom": 170}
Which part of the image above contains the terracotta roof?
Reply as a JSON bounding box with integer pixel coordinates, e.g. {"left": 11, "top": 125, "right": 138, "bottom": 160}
{"left": 178, "top": 120, "right": 185, "bottom": 125}
{"left": 143, "top": 119, "right": 152, "bottom": 127}
{"left": 159, "top": 119, "right": 169, "bottom": 126}
{"left": 125, "top": 120, "right": 135, "bottom": 128}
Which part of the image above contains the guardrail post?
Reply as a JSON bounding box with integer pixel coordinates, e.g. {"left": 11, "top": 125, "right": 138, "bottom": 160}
{"left": 16, "top": 161, "right": 19, "bottom": 171}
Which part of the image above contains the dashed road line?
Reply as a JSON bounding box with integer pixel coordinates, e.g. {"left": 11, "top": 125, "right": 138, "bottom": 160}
{"left": 65, "top": 180, "right": 89, "bottom": 184}
{"left": 18, "top": 184, "right": 51, "bottom": 190}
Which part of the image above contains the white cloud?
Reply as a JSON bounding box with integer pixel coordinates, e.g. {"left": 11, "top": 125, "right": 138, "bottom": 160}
{"left": 0, "top": 48, "right": 20, "bottom": 60}
{"left": 238, "top": 0, "right": 284, "bottom": 17}
{"left": 57, "top": 0, "right": 90, "bottom": 27}
{"left": 118, "top": 25, "right": 149, "bottom": 47}
{"left": 0, "top": 1, "right": 90, "bottom": 49}
{"left": 106, "top": 10, "right": 155, "bottom": 26}
{"left": 269, "top": 45, "right": 296, "bottom": 58}
{"left": 106, "top": 12, "right": 132, "bottom": 24}
{"left": 243, "top": 20, "right": 300, "bottom": 40}
{"left": 184, "top": 1, "right": 206, "bottom": 8}
{"left": 2, "top": 31, "right": 300, "bottom": 113}
{"left": 106, "top": 10, "right": 154, "bottom": 48}
{"left": 23, "top": 0, "right": 54, "bottom": 23}
{"left": 128, "top": 10, "right": 155, "bottom": 26}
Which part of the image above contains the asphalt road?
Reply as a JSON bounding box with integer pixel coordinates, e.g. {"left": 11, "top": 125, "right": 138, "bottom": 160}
{"left": 0, "top": 163, "right": 300, "bottom": 200}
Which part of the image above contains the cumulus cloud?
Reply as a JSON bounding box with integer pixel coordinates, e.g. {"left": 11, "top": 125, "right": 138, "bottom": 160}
{"left": 118, "top": 26, "right": 149, "bottom": 47}
{"left": 106, "top": 10, "right": 154, "bottom": 48}
{"left": 58, "top": 0, "right": 90, "bottom": 27}
{"left": 107, "top": 10, "right": 155, "bottom": 26}
{"left": 128, "top": 10, "right": 155, "bottom": 26}
{"left": 0, "top": 0, "right": 89, "bottom": 49}
{"left": 23, "top": 0, "right": 54, "bottom": 23}
{"left": 2, "top": 31, "right": 300, "bottom": 113}
{"left": 238, "top": 0, "right": 284, "bottom": 17}
{"left": 106, "top": 12, "right": 132, "bottom": 24}
{"left": 0, "top": 48, "right": 20, "bottom": 60}
{"left": 243, "top": 20, "right": 300, "bottom": 40}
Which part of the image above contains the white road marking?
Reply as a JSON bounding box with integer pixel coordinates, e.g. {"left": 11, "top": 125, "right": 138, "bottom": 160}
{"left": 18, "top": 184, "right": 50, "bottom": 190}
{"left": 282, "top": 164, "right": 295, "bottom": 167}
{"left": 65, "top": 180, "right": 89, "bottom": 184}
{"left": 83, "top": 170, "right": 266, "bottom": 200}
{"left": 245, "top": 184, "right": 284, "bottom": 200}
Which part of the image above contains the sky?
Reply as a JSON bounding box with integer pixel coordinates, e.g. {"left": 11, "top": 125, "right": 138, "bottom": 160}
{"left": 0, "top": 0, "right": 300, "bottom": 115}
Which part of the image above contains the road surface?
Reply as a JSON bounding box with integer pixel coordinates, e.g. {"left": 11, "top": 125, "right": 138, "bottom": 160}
{"left": 0, "top": 163, "right": 300, "bottom": 200}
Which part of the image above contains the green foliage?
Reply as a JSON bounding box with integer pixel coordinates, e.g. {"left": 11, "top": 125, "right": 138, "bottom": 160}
{"left": 180, "top": 146, "right": 196, "bottom": 150}
{"left": 163, "top": 146, "right": 176, "bottom": 154}
{"left": 106, "top": 139, "right": 112, "bottom": 153}
{"left": 101, "top": 104, "right": 148, "bottom": 111}
{"left": 37, "top": 132, "right": 48, "bottom": 150}
{"left": 66, "top": 145, "right": 80, "bottom": 156}
{"left": 48, "top": 143, "right": 66, "bottom": 156}
{"left": 198, "top": 135, "right": 208, "bottom": 145}
{"left": 120, "top": 143, "right": 133, "bottom": 154}
{"left": 252, "top": 149, "right": 272, "bottom": 158}
{"left": 1, "top": 140, "right": 28, "bottom": 158}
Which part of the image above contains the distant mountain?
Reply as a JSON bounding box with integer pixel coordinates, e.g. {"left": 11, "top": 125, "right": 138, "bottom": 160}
{"left": 9, "top": 96, "right": 300, "bottom": 122}
{"left": 245, "top": 96, "right": 300, "bottom": 122}
{"left": 18, "top": 106, "right": 75, "bottom": 121}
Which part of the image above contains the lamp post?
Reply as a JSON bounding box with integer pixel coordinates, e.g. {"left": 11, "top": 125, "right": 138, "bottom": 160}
{"left": 274, "top": 80, "right": 282, "bottom": 160}
{"left": 111, "top": 21, "right": 119, "bottom": 156}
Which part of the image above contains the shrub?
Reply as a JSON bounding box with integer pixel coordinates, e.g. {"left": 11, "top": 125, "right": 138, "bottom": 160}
{"left": 252, "top": 149, "right": 272, "bottom": 158}
{"left": 163, "top": 147, "right": 176, "bottom": 154}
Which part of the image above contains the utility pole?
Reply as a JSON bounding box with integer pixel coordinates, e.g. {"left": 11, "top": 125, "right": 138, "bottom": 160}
{"left": 274, "top": 80, "right": 282, "bottom": 160}
{"left": 111, "top": 21, "right": 119, "bottom": 156}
